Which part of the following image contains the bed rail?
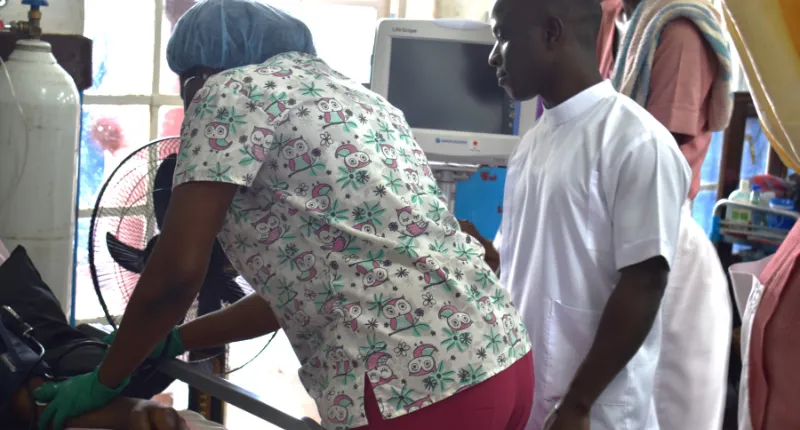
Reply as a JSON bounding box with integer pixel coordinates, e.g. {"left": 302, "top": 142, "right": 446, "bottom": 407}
{"left": 77, "top": 324, "right": 324, "bottom": 430}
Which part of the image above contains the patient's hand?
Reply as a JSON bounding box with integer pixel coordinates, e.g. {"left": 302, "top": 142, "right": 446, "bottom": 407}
{"left": 14, "top": 377, "right": 187, "bottom": 430}
{"left": 130, "top": 401, "right": 188, "bottom": 430}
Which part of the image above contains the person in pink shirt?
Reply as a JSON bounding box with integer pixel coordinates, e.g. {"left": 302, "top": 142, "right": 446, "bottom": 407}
{"left": 597, "top": 0, "right": 623, "bottom": 80}
{"left": 599, "top": 0, "right": 720, "bottom": 199}
{"left": 644, "top": 19, "right": 719, "bottom": 201}
{"left": 597, "top": 1, "right": 734, "bottom": 429}
{"left": 748, "top": 221, "right": 800, "bottom": 430}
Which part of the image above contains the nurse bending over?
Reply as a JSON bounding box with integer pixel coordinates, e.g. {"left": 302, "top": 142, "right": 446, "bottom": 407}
{"left": 31, "top": 1, "right": 535, "bottom": 429}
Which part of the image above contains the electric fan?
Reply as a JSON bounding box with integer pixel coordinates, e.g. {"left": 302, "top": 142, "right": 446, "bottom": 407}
{"left": 87, "top": 137, "right": 252, "bottom": 330}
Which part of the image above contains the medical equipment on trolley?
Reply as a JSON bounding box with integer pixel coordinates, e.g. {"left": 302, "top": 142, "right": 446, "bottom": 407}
{"left": 370, "top": 19, "right": 539, "bottom": 211}
{"left": 0, "top": 0, "right": 80, "bottom": 320}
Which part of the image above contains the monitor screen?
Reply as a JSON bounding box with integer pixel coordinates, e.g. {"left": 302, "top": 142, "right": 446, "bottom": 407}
{"left": 387, "top": 38, "right": 515, "bottom": 136}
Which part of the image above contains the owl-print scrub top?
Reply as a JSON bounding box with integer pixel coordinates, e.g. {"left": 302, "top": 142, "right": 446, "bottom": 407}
{"left": 173, "top": 51, "right": 531, "bottom": 429}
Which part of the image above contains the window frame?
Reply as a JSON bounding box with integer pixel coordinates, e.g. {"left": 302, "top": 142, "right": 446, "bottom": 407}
{"left": 78, "top": 0, "right": 392, "bottom": 214}
{"left": 75, "top": 0, "right": 395, "bottom": 321}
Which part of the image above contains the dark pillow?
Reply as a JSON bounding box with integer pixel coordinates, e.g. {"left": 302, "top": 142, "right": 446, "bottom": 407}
{"left": 0, "top": 246, "right": 89, "bottom": 356}
{"left": 0, "top": 246, "right": 173, "bottom": 398}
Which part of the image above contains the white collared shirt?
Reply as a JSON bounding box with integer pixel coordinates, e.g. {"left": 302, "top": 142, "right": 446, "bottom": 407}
{"left": 499, "top": 81, "right": 690, "bottom": 429}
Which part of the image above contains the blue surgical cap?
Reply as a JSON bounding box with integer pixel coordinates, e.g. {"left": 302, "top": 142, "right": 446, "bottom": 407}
{"left": 166, "top": 0, "right": 316, "bottom": 75}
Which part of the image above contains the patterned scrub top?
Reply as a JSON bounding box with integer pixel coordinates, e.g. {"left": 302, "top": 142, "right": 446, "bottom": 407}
{"left": 173, "top": 51, "right": 531, "bottom": 429}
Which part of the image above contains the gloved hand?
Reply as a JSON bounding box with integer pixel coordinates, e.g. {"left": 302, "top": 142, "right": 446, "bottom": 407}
{"left": 103, "top": 326, "right": 186, "bottom": 360}
{"left": 33, "top": 370, "right": 129, "bottom": 430}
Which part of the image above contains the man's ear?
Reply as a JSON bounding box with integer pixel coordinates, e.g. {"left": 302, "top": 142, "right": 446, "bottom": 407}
{"left": 544, "top": 16, "right": 563, "bottom": 49}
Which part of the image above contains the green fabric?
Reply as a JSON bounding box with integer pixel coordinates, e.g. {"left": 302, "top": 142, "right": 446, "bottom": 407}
{"left": 102, "top": 326, "right": 186, "bottom": 359}
{"left": 33, "top": 370, "right": 130, "bottom": 430}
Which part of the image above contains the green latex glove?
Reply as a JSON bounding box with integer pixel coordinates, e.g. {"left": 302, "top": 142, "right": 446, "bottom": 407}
{"left": 102, "top": 326, "right": 185, "bottom": 360}
{"left": 33, "top": 369, "right": 129, "bottom": 430}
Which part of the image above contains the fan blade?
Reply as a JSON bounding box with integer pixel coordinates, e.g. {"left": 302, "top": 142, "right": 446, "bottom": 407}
{"left": 153, "top": 154, "right": 178, "bottom": 230}
{"left": 142, "top": 235, "right": 160, "bottom": 264}
{"left": 106, "top": 232, "right": 146, "bottom": 274}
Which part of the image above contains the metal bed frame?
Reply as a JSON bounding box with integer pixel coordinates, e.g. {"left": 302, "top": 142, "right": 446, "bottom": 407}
{"left": 78, "top": 324, "right": 323, "bottom": 430}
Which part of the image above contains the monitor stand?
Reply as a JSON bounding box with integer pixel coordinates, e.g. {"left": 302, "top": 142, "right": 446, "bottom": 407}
{"left": 431, "top": 163, "right": 480, "bottom": 213}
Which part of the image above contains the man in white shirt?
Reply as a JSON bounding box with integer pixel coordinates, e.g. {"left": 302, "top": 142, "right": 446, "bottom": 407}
{"left": 486, "top": 0, "right": 690, "bottom": 428}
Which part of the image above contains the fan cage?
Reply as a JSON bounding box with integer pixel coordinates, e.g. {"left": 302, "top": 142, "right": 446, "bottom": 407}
{"left": 88, "top": 137, "right": 182, "bottom": 328}
{"left": 86, "top": 136, "right": 267, "bottom": 376}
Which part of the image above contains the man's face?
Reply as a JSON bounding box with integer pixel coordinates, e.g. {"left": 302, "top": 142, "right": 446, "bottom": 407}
{"left": 488, "top": 0, "right": 550, "bottom": 101}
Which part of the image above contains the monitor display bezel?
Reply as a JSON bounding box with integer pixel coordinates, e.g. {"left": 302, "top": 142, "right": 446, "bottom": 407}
{"left": 370, "top": 19, "right": 539, "bottom": 166}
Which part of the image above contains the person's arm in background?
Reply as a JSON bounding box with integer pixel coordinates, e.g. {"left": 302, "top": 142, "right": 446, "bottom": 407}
{"left": 14, "top": 378, "right": 187, "bottom": 430}
{"left": 458, "top": 220, "right": 500, "bottom": 271}
{"left": 597, "top": 0, "right": 624, "bottom": 79}
{"left": 558, "top": 132, "right": 690, "bottom": 416}
{"left": 645, "top": 18, "right": 718, "bottom": 147}
{"left": 178, "top": 293, "right": 280, "bottom": 351}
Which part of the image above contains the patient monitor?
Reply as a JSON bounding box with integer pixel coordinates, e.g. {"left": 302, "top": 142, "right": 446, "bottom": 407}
{"left": 370, "top": 19, "right": 539, "bottom": 209}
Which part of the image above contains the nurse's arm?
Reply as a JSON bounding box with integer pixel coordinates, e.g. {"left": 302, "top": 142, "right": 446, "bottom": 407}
{"left": 178, "top": 293, "right": 281, "bottom": 351}
{"left": 97, "top": 181, "right": 239, "bottom": 389}
{"left": 560, "top": 257, "right": 669, "bottom": 415}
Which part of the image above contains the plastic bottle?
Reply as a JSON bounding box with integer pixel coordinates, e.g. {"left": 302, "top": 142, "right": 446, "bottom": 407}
{"left": 750, "top": 185, "right": 765, "bottom": 226}
{"left": 727, "top": 179, "right": 752, "bottom": 230}
{"left": 750, "top": 185, "right": 763, "bottom": 205}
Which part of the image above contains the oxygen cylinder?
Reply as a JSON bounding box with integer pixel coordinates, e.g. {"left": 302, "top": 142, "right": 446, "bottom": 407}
{"left": 0, "top": 37, "right": 80, "bottom": 319}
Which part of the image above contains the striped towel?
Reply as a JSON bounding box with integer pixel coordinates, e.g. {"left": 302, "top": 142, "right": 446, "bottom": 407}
{"left": 611, "top": 0, "right": 733, "bottom": 131}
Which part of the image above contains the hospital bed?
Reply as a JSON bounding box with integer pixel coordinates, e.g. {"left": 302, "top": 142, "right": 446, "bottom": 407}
{"left": 77, "top": 324, "right": 324, "bottom": 430}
